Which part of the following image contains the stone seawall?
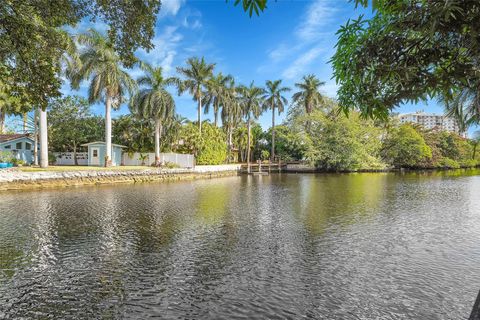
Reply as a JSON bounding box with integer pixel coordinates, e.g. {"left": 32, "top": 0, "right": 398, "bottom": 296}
{"left": 0, "top": 165, "right": 242, "bottom": 191}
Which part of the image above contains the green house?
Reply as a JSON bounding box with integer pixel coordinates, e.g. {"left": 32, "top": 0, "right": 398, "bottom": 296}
{"left": 81, "top": 141, "right": 125, "bottom": 167}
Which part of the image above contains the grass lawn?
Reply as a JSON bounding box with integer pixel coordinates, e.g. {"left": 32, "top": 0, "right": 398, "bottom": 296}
{"left": 19, "top": 165, "right": 153, "bottom": 172}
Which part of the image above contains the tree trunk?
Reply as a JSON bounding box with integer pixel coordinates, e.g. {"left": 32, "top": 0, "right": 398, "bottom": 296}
{"left": 228, "top": 127, "right": 233, "bottom": 163}
{"left": 214, "top": 102, "right": 219, "bottom": 127}
{"left": 306, "top": 102, "right": 312, "bottom": 131}
{"left": 247, "top": 117, "right": 251, "bottom": 173}
{"left": 73, "top": 143, "right": 78, "bottom": 166}
{"left": 105, "top": 95, "right": 112, "bottom": 167}
{"left": 33, "top": 109, "right": 38, "bottom": 166}
{"left": 0, "top": 108, "right": 5, "bottom": 133}
{"left": 271, "top": 103, "right": 276, "bottom": 161}
{"left": 23, "top": 113, "right": 27, "bottom": 133}
{"left": 39, "top": 108, "right": 48, "bottom": 168}
{"left": 198, "top": 93, "right": 202, "bottom": 133}
{"left": 155, "top": 118, "right": 161, "bottom": 166}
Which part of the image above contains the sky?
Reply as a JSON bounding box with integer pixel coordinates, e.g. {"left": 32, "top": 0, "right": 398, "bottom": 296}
{"left": 57, "top": 0, "right": 448, "bottom": 130}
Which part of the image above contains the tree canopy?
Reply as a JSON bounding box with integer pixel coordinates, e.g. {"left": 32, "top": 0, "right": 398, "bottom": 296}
{"left": 331, "top": 1, "right": 480, "bottom": 121}
{"left": 0, "top": 0, "right": 160, "bottom": 109}
{"left": 48, "top": 95, "right": 104, "bottom": 157}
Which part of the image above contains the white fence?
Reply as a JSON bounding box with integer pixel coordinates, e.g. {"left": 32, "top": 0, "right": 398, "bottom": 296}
{"left": 54, "top": 152, "right": 88, "bottom": 166}
{"left": 53, "top": 151, "right": 194, "bottom": 168}
{"left": 122, "top": 152, "right": 195, "bottom": 168}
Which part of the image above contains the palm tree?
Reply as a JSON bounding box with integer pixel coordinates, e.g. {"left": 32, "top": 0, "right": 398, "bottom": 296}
{"left": 238, "top": 81, "right": 265, "bottom": 170}
{"left": 68, "top": 29, "right": 136, "bottom": 167}
{"left": 176, "top": 57, "right": 215, "bottom": 133}
{"left": 221, "top": 78, "right": 243, "bottom": 161}
{"left": 442, "top": 84, "right": 480, "bottom": 134}
{"left": 263, "top": 79, "right": 290, "bottom": 161}
{"left": 129, "top": 62, "right": 179, "bottom": 166}
{"left": 163, "top": 114, "right": 188, "bottom": 152}
{"left": 204, "top": 72, "right": 233, "bottom": 127}
{"left": 292, "top": 74, "right": 325, "bottom": 114}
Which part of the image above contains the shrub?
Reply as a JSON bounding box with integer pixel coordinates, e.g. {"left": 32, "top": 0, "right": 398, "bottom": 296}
{"left": 263, "top": 125, "right": 308, "bottom": 161}
{"left": 0, "top": 151, "right": 14, "bottom": 163}
{"left": 459, "top": 159, "right": 478, "bottom": 168}
{"left": 260, "top": 150, "right": 270, "bottom": 161}
{"left": 48, "top": 153, "right": 57, "bottom": 165}
{"left": 436, "top": 157, "right": 460, "bottom": 169}
{"left": 163, "top": 162, "right": 180, "bottom": 169}
{"left": 382, "top": 124, "right": 432, "bottom": 168}
{"left": 299, "top": 111, "right": 386, "bottom": 171}
{"left": 177, "top": 122, "right": 227, "bottom": 165}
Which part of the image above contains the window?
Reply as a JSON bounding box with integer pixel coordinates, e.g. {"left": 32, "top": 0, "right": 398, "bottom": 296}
{"left": 16, "top": 142, "right": 22, "bottom": 149}
{"left": 93, "top": 149, "right": 98, "bottom": 157}
{"left": 25, "top": 143, "right": 31, "bottom": 150}
{"left": 4, "top": 145, "right": 11, "bottom": 149}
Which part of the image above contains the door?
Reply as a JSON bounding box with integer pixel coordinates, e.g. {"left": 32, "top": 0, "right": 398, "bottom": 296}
{"left": 91, "top": 148, "right": 100, "bottom": 166}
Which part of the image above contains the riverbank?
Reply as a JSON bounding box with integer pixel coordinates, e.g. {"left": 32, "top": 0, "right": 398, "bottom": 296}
{"left": 0, "top": 164, "right": 242, "bottom": 191}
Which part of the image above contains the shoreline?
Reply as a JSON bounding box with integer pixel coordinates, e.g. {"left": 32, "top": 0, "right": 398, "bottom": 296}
{"left": 1, "top": 164, "right": 479, "bottom": 192}
{"left": 0, "top": 165, "right": 242, "bottom": 191}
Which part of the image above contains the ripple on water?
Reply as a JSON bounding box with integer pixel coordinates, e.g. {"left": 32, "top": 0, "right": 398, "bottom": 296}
{"left": 0, "top": 172, "right": 480, "bottom": 319}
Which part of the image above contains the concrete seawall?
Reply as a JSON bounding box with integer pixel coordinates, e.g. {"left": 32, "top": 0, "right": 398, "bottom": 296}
{"left": 0, "top": 165, "right": 242, "bottom": 191}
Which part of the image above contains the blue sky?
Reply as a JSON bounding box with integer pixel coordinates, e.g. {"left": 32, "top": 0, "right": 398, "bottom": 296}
{"left": 60, "top": 0, "right": 445, "bottom": 129}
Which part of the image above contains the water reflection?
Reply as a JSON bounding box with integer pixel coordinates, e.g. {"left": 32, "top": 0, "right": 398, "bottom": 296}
{"left": 1, "top": 171, "right": 480, "bottom": 319}
{"left": 294, "top": 173, "right": 388, "bottom": 234}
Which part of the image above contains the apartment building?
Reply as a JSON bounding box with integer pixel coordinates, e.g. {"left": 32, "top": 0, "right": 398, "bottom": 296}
{"left": 398, "top": 111, "right": 467, "bottom": 137}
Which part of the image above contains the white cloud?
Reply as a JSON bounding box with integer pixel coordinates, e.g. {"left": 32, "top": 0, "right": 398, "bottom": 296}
{"left": 258, "top": 0, "right": 339, "bottom": 81}
{"left": 160, "top": 0, "right": 186, "bottom": 16}
{"left": 282, "top": 46, "right": 325, "bottom": 79}
{"left": 135, "top": 25, "right": 184, "bottom": 77}
{"left": 296, "top": 0, "right": 337, "bottom": 41}
{"left": 161, "top": 51, "right": 176, "bottom": 74}
{"left": 268, "top": 43, "right": 292, "bottom": 62}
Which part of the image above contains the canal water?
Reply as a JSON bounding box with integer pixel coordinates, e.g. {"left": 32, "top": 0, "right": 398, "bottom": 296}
{"left": 1, "top": 171, "right": 480, "bottom": 319}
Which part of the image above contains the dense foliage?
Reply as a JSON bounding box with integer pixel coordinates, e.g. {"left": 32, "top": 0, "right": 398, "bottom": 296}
{"left": 382, "top": 125, "right": 432, "bottom": 168}
{"left": 331, "top": 1, "right": 480, "bottom": 123}
{"left": 296, "top": 111, "right": 385, "bottom": 171}
{"left": 48, "top": 96, "right": 104, "bottom": 158}
{"left": 248, "top": 102, "right": 478, "bottom": 171}
{"left": 113, "top": 115, "right": 153, "bottom": 155}
{"left": 3, "top": 0, "right": 479, "bottom": 169}
{"left": 263, "top": 125, "right": 306, "bottom": 162}
{"left": 177, "top": 122, "right": 227, "bottom": 165}
{"left": 0, "top": 0, "right": 159, "bottom": 110}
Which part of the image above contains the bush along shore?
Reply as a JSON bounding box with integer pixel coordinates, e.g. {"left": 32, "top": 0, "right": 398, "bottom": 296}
{"left": 250, "top": 101, "right": 479, "bottom": 172}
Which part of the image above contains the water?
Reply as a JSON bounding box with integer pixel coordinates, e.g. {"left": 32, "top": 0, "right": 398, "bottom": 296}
{"left": 1, "top": 171, "right": 480, "bottom": 319}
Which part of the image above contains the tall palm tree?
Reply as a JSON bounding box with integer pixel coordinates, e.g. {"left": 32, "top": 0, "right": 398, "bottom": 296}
{"left": 292, "top": 74, "right": 325, "bottom": 114}
{"left": 129, "top": 62, "right": 179, "bottom": 166}
{"left": 238, "top": 81, "right": 265, "bottom": 169}
{"left": 204, "top": 72, "right": 233, "bottom": 127}
{"left": 263, "top": 79, "right": 290, "bottom": 161}
{"left": 176, "top": 57, "right": 215, "bottom": 133}
{"left": 68, "top": 29, "right": 136, "bottom": 167}
{"left": 221, "top": 78, "right": 242, "bottom": 160}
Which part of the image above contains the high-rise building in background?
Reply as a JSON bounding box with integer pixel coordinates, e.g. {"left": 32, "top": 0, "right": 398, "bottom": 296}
{"left": 398, "top": 111, "right": 467, "bottom": 138}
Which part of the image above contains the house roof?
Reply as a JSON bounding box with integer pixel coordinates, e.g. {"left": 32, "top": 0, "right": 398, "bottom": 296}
{"left": 0, "top": 134, "right": 33, "bottom": 143}
{"left": 81, "top": 141, "right": 126, "bottom": 148}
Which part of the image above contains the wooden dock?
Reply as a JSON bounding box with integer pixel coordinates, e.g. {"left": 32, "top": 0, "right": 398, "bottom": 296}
{"left": 240, "top": 161, "right": 287, "bottom": 174}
